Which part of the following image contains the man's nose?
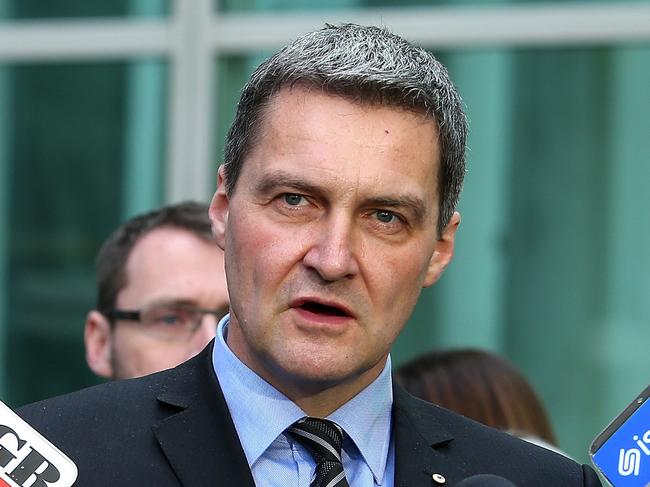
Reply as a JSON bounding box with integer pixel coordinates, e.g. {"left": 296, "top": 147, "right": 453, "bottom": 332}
{"left": 302, "top": 216, "right": 360, "bottom": 282}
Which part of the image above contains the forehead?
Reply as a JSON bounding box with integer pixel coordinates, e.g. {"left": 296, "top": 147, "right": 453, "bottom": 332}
{"left": 118, "top": 227, "right": 226, "bottom": 305}
{"left": 245, "top": 87, "right": 441, "bottom": 212}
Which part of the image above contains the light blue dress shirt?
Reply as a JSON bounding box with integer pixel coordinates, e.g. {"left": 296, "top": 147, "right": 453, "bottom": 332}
{"left": 212, "top": 315, "right": 395, "bottom": 487}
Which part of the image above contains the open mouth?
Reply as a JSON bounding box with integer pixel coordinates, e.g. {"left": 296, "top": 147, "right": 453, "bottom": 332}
{"left": 294, "top": 300, "right": 352, "bottom": 318}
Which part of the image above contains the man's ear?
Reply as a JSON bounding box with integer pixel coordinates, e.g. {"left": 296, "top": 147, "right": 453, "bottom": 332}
{"left": 210, "top": 165, "right": 229, "bottom": 251}
{"left": 84, "top": 310, "right": 114, "bottom": 379}
{"left": 423, "top": 211, "right": 461, "bottom": 288}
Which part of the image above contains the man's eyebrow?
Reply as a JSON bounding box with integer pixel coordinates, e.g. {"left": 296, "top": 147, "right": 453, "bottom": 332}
{"left": 254, "top": 171, "right": 325, "bottom": 197}
{"left": 366, "top": 196, "right": 428, "bottom": 224}
{"left": 146, "top": 298, "right": 197, "bottom": 309}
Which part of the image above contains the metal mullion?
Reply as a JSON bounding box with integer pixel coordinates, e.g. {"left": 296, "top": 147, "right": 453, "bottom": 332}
{"left": 208, "top": 2, "right": 650, "bottom": 53}
{"left": 166, "top": 0, "right": 215, "bottom": 204}
{"left": 0, "top": 19, "right": 171, "bottom": 61}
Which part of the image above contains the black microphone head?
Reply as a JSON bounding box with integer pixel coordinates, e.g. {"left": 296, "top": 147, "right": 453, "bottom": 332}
{"left": 455, "top": 474, "right": 517, "bottom": 487}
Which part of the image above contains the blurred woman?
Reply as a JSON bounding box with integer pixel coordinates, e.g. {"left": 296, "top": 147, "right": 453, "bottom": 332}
{"left": 394, "top": 348, "right": 558, "bottom": 448}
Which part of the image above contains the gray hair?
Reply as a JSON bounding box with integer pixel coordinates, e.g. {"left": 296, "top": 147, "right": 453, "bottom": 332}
{"left": 223, "top": 23, "right": 467, "bottom": 234}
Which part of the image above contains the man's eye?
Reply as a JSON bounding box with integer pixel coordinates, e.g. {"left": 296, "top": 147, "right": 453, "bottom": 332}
{"left": 155, "top": 313, "right": 182, "bottom": 326}
{"left": 283, "top": 194, "right": 305, "bottom": 206}
{"left": 375, "top": 210, "right": 397, "bottom": 224}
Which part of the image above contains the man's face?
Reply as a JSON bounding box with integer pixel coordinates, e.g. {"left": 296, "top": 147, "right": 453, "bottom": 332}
{"left": 86, "top": 226, "right": 228, "bottom": 380}
{"left": 211, "top": 87, "right": 458, "bottom": 402}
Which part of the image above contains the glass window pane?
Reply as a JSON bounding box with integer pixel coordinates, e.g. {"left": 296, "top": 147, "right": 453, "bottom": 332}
{"left": 1, "top": 59, "right": 167, "bottom": 407}
{"left": 214, "top": 55, "right": 269, "bottom": 165}
{"left": 501, "top": 43, "right": 650, "bottom": 463}
{"left": 1, "top": 0, "right": 169, "bottom": 20}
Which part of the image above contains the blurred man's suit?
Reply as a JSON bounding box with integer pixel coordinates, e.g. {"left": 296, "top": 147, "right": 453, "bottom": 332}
{"left": 19, "top": 342, "right": 601, "bottom": 486}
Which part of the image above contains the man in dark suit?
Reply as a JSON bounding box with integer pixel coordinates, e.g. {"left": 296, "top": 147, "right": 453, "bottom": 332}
{"left": 19, "top": 24, "right": 601, "bottom": 486}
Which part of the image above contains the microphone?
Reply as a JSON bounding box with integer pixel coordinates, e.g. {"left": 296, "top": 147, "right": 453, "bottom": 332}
{"left": 455, "top": 474, "right": 517, "bottom": 486}
{"left": 590, "top": 384, "right": 649, "bottom": 485}
{"left": 0, "top": 399, "right": 77, "bottom": 486}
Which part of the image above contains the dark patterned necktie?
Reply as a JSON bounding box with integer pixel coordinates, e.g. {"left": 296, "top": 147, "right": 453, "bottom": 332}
{"left": 287, "top": 417, "right": 351, "bottom": 487}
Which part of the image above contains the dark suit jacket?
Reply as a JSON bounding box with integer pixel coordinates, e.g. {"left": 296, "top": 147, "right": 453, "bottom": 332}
{"left": 18, "top": 342, "right": 601, "bottom": 486}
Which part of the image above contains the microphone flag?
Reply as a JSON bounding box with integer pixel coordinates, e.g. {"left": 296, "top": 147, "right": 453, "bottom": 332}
{"left": 0, "top": 400, "right": 77, "bottom": 487}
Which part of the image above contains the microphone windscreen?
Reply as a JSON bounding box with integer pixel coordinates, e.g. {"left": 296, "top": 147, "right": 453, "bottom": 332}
{"left": 455, "top": 474, "right": 517, "bottom": 487}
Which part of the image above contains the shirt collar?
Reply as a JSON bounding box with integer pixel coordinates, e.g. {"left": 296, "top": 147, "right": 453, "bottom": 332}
{"left": 212, "top": 314, "right": 393, "bottom": 484}
{"left": 329, "top": 355, "right": 393, "bottom": 484}
{"left": 213, "top": 315, "right": 306, "bottom": 467}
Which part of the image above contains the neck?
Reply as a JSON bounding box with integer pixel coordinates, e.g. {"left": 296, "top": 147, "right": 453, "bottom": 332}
{"left": 281, "top": 361, "right": 387, "bottom": 417}
{"left": 224, "top": 317, "right": 388, "bottom": 417}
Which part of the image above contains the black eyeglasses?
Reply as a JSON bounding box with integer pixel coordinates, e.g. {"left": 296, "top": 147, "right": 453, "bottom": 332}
{"left": 101, "top": 303, "right": 227, "bottom": 341}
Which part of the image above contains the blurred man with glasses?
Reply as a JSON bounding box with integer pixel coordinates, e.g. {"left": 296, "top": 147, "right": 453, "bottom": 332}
{"left": 84, "top": 201, "right": 228, "bottom": 379}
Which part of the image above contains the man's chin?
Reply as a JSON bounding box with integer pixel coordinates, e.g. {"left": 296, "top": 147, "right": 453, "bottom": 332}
{"left": 271, "top": 358, "right": 383, "bottom": 396}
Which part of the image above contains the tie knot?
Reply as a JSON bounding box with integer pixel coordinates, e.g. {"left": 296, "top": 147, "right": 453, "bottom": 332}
{"left": 287, "top": 418, "right": 350, "bottom": 487}
{"left": 287, "top": 417, "right": 344, "bottom": 463}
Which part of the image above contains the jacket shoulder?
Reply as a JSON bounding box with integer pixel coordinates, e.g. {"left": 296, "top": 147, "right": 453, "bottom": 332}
{"left": 393, "top": 385, "right": 602, "bottom": 486}
{"left": 17, "top": 368, "right": 175, "bottom": 457}
{"left": 14, "top": 345, "right": 219, "bottom": 486}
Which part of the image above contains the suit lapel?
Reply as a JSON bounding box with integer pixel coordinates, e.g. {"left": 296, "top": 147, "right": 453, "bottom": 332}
{"left": 149, "top": 348, "right": 475, "bottom": 487}
{"left": 152, "top": 342, "right": 256, "bottom": 487}
{"left": 392, "top": 384, "right": 470, "bottom": 486}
